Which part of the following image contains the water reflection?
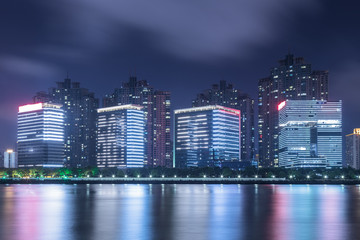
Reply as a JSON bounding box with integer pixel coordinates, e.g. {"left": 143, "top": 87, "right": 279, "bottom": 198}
{"left": 0, "top": 184, "right": 359, "bottom": 240}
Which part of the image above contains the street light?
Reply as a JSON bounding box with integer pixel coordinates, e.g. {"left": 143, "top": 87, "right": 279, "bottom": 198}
{"left": 255, "top": 175, "right": 258, "bottom": 178}
{"left": 137, "top": 175, "right": 140, "bottom": 178}
{"left": 149, "top": 175, "right": 152, "bottom": 178}
{"left": 112, "top": 175, "right": 115, "bottom": 178}
{"left": 162, "top": 175, "right": 165, "bottom": 178}
{"left": 221, "top": 175, "right": 223, "bottom": 178}
{"left": 125, "top": 175, "right": 128, "bottom": 178}
{"left": 289, "top": 175, "right": 293, "bottom": 179}
{"left": 307, "top": 175, "right": 310, "bottom": 179}
{"left": 341, "top": 175, "right": 344, "bottom": 179}
{"left": 174, "top": 175, "right": 177, "bottom": 178}
{"left": 99, "top": 175, "right": 102, "bottom": 178}
{"left": 203, "top": 175, "right": 206, "bottom": 178}
{"left": 272, "top": 175, "right": 275, "bottom": 178}
{"left": 324, "top": 175, "right": 328, "bottom": 179}
{"left": 238, "top": 175, "right": 241, "bottom": 178}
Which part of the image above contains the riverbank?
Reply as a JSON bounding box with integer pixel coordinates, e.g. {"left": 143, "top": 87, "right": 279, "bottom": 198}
{"left": 1, "top": 177, "right": 360, "bottom": 185}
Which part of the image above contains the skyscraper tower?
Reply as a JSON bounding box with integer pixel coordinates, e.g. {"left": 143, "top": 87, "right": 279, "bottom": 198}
{"left": 346, "top": 129, "right": 360, "bottom": 169}
{"left": 103, "top": 76, "right": 171, "bottom": 167}
{"left": 174, "top": 105, "right": 241, "bottom": 168}
{"left": 279, "top": 100, "right": 342, "bottom": 168}
{"left": 192, "top": 80, "right": 255, "bottom": 162}
{"left": 258, "top": 53, "right": 329, "bottom": 167}
{"left": 96, "top": 105, "right": 145, "bottom": 168}
{"left": 33, "top": 77, "right": 99, "bottom": 167}
{"left": 17, "top": 103, "right": 65, "bottom": 167}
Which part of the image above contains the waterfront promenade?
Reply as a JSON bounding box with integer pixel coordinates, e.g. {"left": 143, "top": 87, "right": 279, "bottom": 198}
{"left": 1, "top": 177, "right": 360, "bottom": 184}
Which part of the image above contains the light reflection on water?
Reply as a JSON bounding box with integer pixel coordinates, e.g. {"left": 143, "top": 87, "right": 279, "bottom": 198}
{"left": 0, "top": 184, "right": 359, "bottom": 240}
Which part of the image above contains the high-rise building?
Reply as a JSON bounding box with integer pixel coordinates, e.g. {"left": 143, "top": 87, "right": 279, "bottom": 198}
{"left": 103, "top": 76, "right": 171, "bottom": 167}
{"left": 278, "top": 100, "right": 342, "bottom": 168}
{"left": 33, "top": 77, "right": 99, "bottom": 167}
{"left": 3, "top": 149, "right": 17, "bottom": 168}
{"left": 345, "top": 128, "right": 360, "bottom": 169}
{"left": 96, "top": 104, "right": 145, "bottom": 168}
{"left": 174, "top": 105, "right": 241, "bottom": 168}
{"left": 258, "top": 53, "right": 329, "bottom": 167}
{"left": 17, "top": 103, "right": 65, "bottom": 167}
{"left": 192, "top": 80, "right": 255, "bottom": 162}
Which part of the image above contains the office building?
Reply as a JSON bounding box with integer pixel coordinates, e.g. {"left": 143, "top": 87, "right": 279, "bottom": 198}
{"left": 345, "top": 128, "right": 360, "bottom": 169}
{"left": 96, "top": 104, "right": 145, "bottom": 168}
{"left": 192, "top": 80, "right": 255, "bottom": 162}
{"left": 103, "top": 76, "right": 171, "bottom": 167}
{"left": 33, "top": 77, "right": 99, "bottom": 167}
{"left": 3, "top": 149, "right": 17, "bottom": 168}
{"left": 258, "top": 53, "right": 329, "bottom": 167}
{"left": 17, "top": 103, "right": 65, "bottom": 167}
{"left": 278, "top": 100, "right": 342, "bottom": 168}
{"left": 174, "top": 105, "right": 241, "bottom": 168}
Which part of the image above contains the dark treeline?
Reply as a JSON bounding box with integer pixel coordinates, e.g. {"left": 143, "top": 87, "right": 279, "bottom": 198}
{"left": 1, "top": 167, "right": 360, "bottom": 179}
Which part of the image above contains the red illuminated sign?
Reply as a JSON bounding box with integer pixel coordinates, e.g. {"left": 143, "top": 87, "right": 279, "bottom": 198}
{"left": 278, "top": 101, "right": 286, "bottom": 111}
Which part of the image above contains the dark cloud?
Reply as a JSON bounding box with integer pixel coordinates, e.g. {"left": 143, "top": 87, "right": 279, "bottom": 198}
{"left": 35, "top": 0, "right": 318, "bottom": 61}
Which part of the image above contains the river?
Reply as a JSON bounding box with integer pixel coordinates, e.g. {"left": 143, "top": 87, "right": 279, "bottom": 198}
{"left": 0, "top": 184, "right": 358, "bottom": 240}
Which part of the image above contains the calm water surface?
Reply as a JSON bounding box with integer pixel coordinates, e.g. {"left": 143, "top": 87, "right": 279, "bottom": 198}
{"left": 0, "top": 184, "right": 359, "bottom": 240}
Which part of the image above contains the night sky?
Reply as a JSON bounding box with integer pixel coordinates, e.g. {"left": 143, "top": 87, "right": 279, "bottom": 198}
{"left": 0, "top": 1, "right": 359, "bottom": 150}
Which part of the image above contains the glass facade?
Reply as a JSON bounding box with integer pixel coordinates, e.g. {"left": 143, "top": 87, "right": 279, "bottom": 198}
{"left": 345, "top": 129, "right": 360, "bottom": 169}
{"left": 103, "top": 76, "right": 171, "bottom": 168}
{"left": 174, "top": 105, "right": 240, "bottom": 168}
{"left": 3, "top": 150, "right": 17, "bottom": 168}
{"left": 192, "top": 80, "right": 255, "bottom": 163}
{"left": 33, "top": 78, "right": 99, "bottom": 168}
{"left": 258, "top": 53, "right": 329, "bottom": 168}
{"left": 17, "top": 103, "right": 65, "bottom": 167}
{"left": 96, "top": 105, "right": 145, "bottom": 168}
{"left": 279, "top": 100, "right": 342, "bottom": 168}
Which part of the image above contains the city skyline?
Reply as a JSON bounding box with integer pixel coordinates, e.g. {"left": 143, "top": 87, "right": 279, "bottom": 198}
{"left": 1, "top": 1, "right": 360, "bottom": 150}
{"left": 1, "top": 2, "right": 360, "bottom": 240}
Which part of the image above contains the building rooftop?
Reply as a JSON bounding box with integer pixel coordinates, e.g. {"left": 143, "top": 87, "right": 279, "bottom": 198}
{"left": 18, "top": 103, "right": 62, "bottom": 113}
{"left": 97, "top": 104, "right": 143, "bottom": 113}
{"left": 174, "top": 105, "right": 240, "bottom": 115}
